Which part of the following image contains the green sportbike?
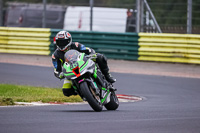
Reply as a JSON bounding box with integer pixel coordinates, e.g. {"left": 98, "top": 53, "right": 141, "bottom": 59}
{"left": 62, "top": 49, "right": 119, "bottom": 112}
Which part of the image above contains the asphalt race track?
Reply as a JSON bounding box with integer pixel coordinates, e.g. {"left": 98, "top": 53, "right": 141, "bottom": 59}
{"left": 0, "top": 63, "right": 200, "bottom": 133}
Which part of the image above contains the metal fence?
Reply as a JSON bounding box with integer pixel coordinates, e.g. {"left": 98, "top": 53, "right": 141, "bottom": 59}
{"left": 147, "top": 0, "right": 200, "bottom": 34}
{"left": 1, "top": 0, "right": 200, "bottom": 34}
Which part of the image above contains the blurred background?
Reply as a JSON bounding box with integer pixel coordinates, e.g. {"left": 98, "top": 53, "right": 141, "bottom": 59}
{"left": 0, "top": 0, "right": 199, "bottom": 34}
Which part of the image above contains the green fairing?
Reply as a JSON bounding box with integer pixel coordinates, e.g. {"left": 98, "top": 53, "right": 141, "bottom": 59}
{"left": 63, "top": 63, "right": 72, "bottom": 73}
{"left": 63, "top": 53, "right": 88, "bottom": 77}
{"left": 101, "top": 89, "right": 110, "bottom": 103}
{"left": 93, "top": 66, "right": 97, "bottom": 78}
{"left": 102, "top": 87, "right": 106, "bottom": 91}
{"left": 80, "top": 60, "right": 89, "bottom": 71}
{"left": 63, "top": 63, "right": 74, "bottom": 77}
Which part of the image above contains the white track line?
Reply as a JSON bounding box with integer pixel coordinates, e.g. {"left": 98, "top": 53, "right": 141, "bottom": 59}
{"left": 0, "top": 94, "right": 142, "bottom": 107}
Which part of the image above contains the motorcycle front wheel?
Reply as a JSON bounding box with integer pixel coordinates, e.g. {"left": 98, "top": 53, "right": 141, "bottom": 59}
{"left": 80, "top": 81, "right": 103, "bottom": 112}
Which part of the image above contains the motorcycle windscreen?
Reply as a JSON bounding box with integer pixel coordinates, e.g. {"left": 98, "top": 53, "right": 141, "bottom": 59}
{"left": 64, "top": 50, "right": 80, "bottom": 63}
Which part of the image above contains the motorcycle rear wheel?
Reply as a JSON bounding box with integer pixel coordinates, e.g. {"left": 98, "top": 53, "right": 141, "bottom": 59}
{"left": 80, "top": 81, "right": 103, "bottom": 112}
{"left": 104, "top": 91, "right": 119, "bottom": 110}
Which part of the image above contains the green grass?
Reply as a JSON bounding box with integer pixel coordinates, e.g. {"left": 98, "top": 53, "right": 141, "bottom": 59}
{"left": 0, "top": 84, "right": 82, "bottom": 106}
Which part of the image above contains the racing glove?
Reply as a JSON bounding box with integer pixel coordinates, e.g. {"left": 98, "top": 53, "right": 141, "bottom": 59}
{"left": 54, "top": 70, "right": 64, "bottom": 79}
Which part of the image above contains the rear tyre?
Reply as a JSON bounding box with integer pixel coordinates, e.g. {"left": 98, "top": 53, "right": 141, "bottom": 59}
{"left": 80, "top": 81, "right": 103, "bottom": 112}
{"left": 104, "top": 92, "right": 119, "bottom": 110}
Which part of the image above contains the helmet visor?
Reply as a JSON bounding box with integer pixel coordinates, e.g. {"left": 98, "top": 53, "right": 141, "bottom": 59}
{"left": 56, "top": 38, "right": 71, "bottom": 50}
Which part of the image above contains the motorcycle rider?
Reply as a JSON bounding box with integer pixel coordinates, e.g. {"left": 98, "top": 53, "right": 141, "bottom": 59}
{"left": 52, "top": 30, "right": 116, "bottom": 97}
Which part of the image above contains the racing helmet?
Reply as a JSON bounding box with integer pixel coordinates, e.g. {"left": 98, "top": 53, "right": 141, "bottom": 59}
{"left": 55, "top": 31, "right": 72, "bottom": 51}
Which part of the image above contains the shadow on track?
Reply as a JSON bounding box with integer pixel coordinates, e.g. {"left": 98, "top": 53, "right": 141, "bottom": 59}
{"left": 50, "top": 109, "right": 119, "bottom": 113}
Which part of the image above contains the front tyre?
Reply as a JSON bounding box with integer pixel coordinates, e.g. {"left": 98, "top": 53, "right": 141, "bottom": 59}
{"left": 80, "top": 81, "right": 103, "bottom": 112}
{"left": 104, "top": 92, "right": 119, "bottom": 110}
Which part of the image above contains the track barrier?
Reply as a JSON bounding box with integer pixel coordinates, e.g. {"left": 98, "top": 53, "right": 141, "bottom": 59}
{"left": 0, "top": 27, "right": 52, "bottom": 55}
{"left": 0, "top": 27, "right": 200, "bottom": 64}
{"left": 138, "top": 33, "right": 200, "bottom": 64}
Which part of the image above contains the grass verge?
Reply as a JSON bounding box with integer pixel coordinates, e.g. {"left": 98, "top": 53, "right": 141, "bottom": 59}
{"left": 0, "top": 84, "right": 82, "bottom": 106}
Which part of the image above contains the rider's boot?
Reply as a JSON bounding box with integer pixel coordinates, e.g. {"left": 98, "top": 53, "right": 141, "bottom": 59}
{"left": 101, "top": 67, "right": 116, "bottom": 83}
{"left": 104, "top": 71, "right": 116, "bottom": 83}
{"left": 96, "top": 53, "right": 116, "bottom": 83}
